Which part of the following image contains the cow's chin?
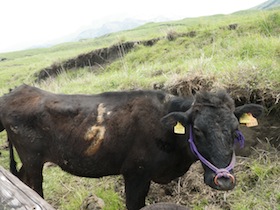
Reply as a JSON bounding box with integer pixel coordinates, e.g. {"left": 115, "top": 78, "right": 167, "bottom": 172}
{"left": 204, "top": 172, "right": 236, "bottom": 191}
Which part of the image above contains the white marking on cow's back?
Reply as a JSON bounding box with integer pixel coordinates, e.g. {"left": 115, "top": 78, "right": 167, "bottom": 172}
{"left": 84, "top": 103, "right": 107, "bottom": 156}
{"left": 84, "top": 125, "right": 106, "bottom": 156}
{"left": 97, "top": 103, "right": 106, "bottom": 124}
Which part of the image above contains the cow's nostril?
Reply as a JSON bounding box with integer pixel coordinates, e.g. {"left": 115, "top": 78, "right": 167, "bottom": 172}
{"left": 214, "top": 174, "right": 235, "bottom": 190}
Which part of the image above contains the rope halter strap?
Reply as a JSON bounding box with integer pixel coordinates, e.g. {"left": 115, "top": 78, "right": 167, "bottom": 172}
{"left": 188, "top": 125, "right": 244, "bottom": 186}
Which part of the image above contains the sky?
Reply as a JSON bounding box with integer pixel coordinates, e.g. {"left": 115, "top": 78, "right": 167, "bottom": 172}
{"left": 0, "top": 0, "right": 267, "bottom": 53}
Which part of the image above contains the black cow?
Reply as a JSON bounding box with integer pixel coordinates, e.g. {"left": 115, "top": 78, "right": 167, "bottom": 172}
{"left": 0, "top": 84, "right": 263, "bottom": 210}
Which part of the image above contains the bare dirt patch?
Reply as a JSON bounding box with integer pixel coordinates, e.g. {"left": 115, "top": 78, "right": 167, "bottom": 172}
{"left": 35, "top": 39, "right": 160, "bottom": 82}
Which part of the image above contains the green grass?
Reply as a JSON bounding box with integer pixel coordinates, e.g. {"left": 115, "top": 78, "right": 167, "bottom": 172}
{"left": 1, "top": 9, "right": 280, "bottom": 94}
{"left": 1, "top": 8, "right": 280, "bottom": 210}
{"left": 229, "top": 148, "right": 280, "bottom": 210}
{"left": 42, "top": 166, "right": 124, "bottom": 210}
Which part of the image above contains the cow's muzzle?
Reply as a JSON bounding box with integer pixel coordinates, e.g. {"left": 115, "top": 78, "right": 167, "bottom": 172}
{"left": 204, "top": 170, "right": 236, "bottom": 191}
{"left": 188, "top": 125, "right": 243, "bottom": 191}
{"left": 214, "top": 169, "right": 235, "bottom": 190}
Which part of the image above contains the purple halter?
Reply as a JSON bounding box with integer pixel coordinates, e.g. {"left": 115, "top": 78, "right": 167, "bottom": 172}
{"left": 188, "top": 125, "right": 245, "bottom": 186}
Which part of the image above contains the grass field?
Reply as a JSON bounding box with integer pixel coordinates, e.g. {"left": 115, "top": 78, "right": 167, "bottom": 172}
{"left": 0, "top": 8, "right": 280, "bottom": 210}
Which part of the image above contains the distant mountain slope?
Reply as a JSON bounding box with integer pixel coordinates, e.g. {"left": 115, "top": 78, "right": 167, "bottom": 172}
{"left": 76, "top": 18, "right": 147, "bottom": 41}
{"left": 38, "top": 17, "right": 169, "bottom": 48}
{"left": 252, "top": 0, "right": 280, "bottom": 10}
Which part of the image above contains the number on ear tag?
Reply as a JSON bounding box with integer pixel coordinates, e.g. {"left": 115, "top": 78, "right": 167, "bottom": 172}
{"left": 239, "top": 113, "right": 258, "bottom": 127}
{"left": 174, "top": 122, "right": 185, "bottom": 134}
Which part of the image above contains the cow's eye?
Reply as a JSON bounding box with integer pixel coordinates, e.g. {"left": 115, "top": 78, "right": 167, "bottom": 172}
{"left": 193, "top": 126, "right": 203, "bottom": 136}
{"left": 222, "top": 129, "right": 229, "bottom": 135}
{"left": 232, "top": 130, "right": 239, "bottom": 140}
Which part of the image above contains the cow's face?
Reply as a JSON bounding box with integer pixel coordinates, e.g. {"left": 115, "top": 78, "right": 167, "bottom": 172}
{"left": 161, "top": 91, "right": 263, "bottom": 191}
{"left": 190, "top": 104, "right": 239, "bottom": 191}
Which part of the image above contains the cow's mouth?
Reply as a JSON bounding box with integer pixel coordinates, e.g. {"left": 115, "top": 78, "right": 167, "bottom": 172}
{"left": 204, "top": 171, "right": 236, "bottom": 191}
{"left": 188, "top": 125, "right": 243, "bottom": 191}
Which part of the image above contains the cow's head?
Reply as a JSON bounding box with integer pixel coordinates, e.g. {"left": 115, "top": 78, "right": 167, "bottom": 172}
{"left": 161, "top": 91, "right": 263, "bottom": 191}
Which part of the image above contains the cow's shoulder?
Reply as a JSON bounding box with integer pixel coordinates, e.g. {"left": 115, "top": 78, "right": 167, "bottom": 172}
{"left": 5, "top": 84, "right": 51, "bottom": 103}
{"left": 4, "top": 84, "right": 46, "bottom": 109}
{"left": 8, "top": 84, "right": 46, "bottom": 95}
{"left": 167, "top": 96, "right": 194, "bottom": 112}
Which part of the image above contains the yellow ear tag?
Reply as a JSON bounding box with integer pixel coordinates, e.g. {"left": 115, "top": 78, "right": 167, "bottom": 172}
{"left": 239, "top": 113, "right": 258, "bottom": 127}
{"left": 174, "top": 122, "right": 185, "bottom": 134}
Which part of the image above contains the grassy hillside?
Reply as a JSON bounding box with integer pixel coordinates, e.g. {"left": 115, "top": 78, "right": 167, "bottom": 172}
{"left": 252, "top": 0, "right": 280, "bottom": 10}
{"left": 0, "top": 8, "right": 280, "bottom": 210}
{"left": 1, "top": 9, "right": 280, "bottom": 94}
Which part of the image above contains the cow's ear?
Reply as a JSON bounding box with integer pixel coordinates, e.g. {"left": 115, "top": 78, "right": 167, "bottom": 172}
{"left": 234, "top": 104, "right": 264, "bottom": 119}
{"left": 161, "top": 110, "right": 191, "bottom": 133}
{"left": 234, "top": 104, "right": 264, "bottom": 127}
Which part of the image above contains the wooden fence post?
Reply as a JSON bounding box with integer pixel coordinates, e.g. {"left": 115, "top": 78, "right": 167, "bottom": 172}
{"left": 0, "top": 166, "right": 55, "bottom": 210}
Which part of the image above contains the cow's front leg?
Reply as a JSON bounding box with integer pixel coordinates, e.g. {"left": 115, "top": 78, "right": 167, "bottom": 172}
{"left": 18, "top": 161, "right": 44, "bottom": 197}
{"left": 123, "top": 173, "right": 151, "bottom": 210}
